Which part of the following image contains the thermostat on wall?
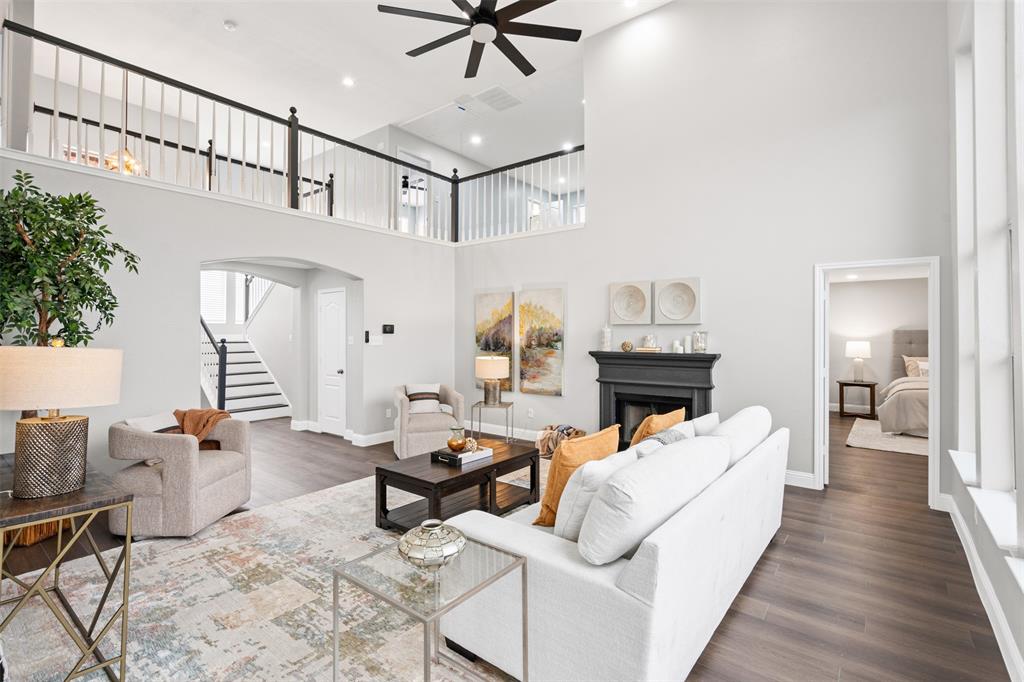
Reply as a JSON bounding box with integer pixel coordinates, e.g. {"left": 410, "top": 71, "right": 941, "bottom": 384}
{"left": 382, "top": 324, "right": 395, "bottom": 334}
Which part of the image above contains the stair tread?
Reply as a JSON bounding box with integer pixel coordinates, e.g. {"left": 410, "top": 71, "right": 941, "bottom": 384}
{"left": 226, "top": 361, "right": 263, "bottom": 365}
{"left": 225, "top": 371, "right": 269, "bottom": 376}
{"left": 225, "top": 392, "right": 282, "bottom": 400}
{"left": 228, "top": 403, "right": 289, "bottom": 414}
{"left": 225, "top": 381, "right": 275, "bottom": 388}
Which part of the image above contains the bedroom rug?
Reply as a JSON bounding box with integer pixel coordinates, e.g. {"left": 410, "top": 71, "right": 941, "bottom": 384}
{"left": 846, "top": 418, "right": 928, "bottom": 456}
{"left": 1, "top": 462, "right": 546, "bottom": 681}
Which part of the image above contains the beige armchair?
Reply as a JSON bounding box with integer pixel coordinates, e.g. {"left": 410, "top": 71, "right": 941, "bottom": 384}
{"left": 393, "top": 385, "right": 464, "bottom": 459}
{"left": 107, "top": 419, "right": 252, "bottom": 537}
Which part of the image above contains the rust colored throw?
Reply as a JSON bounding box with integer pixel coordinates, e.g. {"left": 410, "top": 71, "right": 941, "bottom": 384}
{"left": 174, "top": 408, "right": 231, "bottom": 443}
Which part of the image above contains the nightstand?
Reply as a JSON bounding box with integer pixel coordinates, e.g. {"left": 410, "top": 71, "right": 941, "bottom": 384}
{"left": 837, "top": 380, "right": 878, "bottom": 419}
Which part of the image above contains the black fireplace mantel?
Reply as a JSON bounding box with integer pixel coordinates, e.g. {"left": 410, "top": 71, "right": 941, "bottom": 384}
{"left": 589, "top": 351, "right": 722, "bottom": 437}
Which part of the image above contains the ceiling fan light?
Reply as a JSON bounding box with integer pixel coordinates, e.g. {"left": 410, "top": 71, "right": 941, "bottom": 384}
{"left": 470, "top": 22, "right": 498, "bottom": 44}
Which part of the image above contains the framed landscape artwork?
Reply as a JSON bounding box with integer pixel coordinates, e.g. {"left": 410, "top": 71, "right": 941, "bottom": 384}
{"left": 519, "top": 287, "right": 565, "bottom": 396}
{"left": 474, "top": 291, "right": 514, "bottom": 391}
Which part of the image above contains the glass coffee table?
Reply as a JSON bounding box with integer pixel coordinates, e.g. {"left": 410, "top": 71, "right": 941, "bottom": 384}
{"left": 333, "top": 537, "right": 527, "bottom": 681}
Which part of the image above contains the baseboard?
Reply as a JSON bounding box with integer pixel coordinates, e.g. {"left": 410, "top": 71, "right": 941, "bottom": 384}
{"left": 947, "top": 495, "right": 1024, "bottom": 680}
{"left": 345, "top": 429, "right": 394, "bottom": 447}
{"left": 785, "top": 469, "right": 819, "bottom": 489}
{"left": 829, "top": 403, "right": 872, "bottom": 413}
{"left": 462, "top": 420, "right": 539, "bottom": 443}
{"left": 290, "top": 420, "right": 322, "bottom": 433}
{"left": 932, "top": 492, "right": 954, "bottom": 513}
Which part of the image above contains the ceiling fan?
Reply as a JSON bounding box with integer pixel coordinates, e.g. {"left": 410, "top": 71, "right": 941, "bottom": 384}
{"left": 378, "top": 0, "right": 582, "bottom": 78}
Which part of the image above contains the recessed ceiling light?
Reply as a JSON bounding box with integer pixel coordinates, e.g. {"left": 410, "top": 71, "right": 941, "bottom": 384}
{"left": 562, "top": 142, "right": 573, "bottom": 151}
{"left": 581, "top": 98, "right": 586, "bottom": 105}
{"left": 223, "top": 20, "right": 238, "bottom": 32}
{"left": 558, "top": 176, "right": 566, "bottom": 184}
{"left": 341, "top": 76, "right": 355, "bottom": 88}
{"left": 845, "top": 274, "right": 859, "bottom": 280}
{"left": 470, "top": 134, "right": 482, "bottom": 145}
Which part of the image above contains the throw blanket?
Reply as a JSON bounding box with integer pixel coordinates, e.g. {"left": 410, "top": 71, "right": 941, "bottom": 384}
{"left": 174, "top": 408, "right": 231, "bottom": 442}
{"left": 535, "top": 424, "right": 587, "bottom": 458}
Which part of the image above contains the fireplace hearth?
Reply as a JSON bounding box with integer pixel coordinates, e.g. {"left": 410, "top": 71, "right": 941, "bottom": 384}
{"left": 589, "top": 351, "right": 721, "bottom": 449}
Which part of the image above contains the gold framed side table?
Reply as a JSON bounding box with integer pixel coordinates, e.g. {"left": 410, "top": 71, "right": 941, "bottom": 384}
{"left": 0, "top": 456, "right": 132, "bottom": 681}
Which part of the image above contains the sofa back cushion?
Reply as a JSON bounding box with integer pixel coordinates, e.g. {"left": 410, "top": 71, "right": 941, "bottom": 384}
{"left": 554, "top": 446, "right": 638, "bottom": 541}
{"left": 709, "top": 406, "right": 772, "bottom": 466}
{"left": 533, "top": 424, "right": 620, "bottom": 527}
{"left": 577, "top": 436, "right": 731, "bottom": 565}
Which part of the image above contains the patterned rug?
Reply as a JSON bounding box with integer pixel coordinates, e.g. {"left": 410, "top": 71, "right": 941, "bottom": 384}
{"left": 2, "top": 462, "right": 547, "bottom": 681}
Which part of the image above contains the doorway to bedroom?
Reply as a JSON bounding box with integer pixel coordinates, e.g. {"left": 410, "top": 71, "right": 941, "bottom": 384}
{"left": 813, "top": 257, "right": 941, "bottom": 509}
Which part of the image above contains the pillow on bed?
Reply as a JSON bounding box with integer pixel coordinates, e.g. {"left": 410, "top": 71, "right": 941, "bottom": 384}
{"left": 918, "top": 361, "right": 929, "bottom": 377}
{"left": 903, "top": 355, "right": 928, "bottom": 378}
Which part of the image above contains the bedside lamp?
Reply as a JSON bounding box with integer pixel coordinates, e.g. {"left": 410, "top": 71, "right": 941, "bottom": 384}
{"left": 844, "top": 341, "right": 872, "bottom": 382}
{"left": 0, "top": 346, "right": 123, "bottom": 498}
{"left": 475, "top": 355, "right": 509, "bottom": 406}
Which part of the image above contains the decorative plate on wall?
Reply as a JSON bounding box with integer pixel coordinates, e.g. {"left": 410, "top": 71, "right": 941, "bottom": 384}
{"left": 655, "top": 278, "right": 702, "bottom": 324}
{"left": 609, "top": 281, "right": 651, "bottom": 325}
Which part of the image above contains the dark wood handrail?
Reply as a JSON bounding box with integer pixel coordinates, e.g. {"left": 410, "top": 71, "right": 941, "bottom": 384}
{"left": 459, "top": 144, "right": 584, "bottom": 183}
{"left": 200, "top": 318, "right": 227, "bottom": 410}
{"left": 296, "top": 123, "right": 452, "bottom": 183}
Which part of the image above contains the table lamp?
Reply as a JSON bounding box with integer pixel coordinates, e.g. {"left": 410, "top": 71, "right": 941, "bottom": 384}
{"left": 475, "top": 355, "right": 509, "bottom": 406}
{"left": 0, "top": 346, "right": 123, "bottom": 498}
{"left": 844, "top": 340, "right": 872, "bottom": 382}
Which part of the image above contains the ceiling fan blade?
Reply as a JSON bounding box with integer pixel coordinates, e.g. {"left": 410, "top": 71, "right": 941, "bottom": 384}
{"left": 502, "top": 22, "right": 581, "bottom": 41}
{"left": 497, "top": 0, "right": 556, "bottom": 22}
{"left": 479, "top": 0, "right": 498, "bottom": 13}
{"left": 407, "top": 27, "right": 471, "bottom": 56}
{"left": 465, "top": 40, "right": 485, "bottom": 78}
{"left": 450, "top": 0, "right": 476, "bottom": 16}
{"left": 493, "top": 33, "right": 536, "bottom": 76}
{"left": 377, "top": 4, "right": 471, "bottom": 26}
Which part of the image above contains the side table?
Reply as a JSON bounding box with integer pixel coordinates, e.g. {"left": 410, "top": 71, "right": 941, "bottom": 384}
{"left": 837, "top": 380, "right": 878, "bottom": 419}
{"left": 0, "top": 457, "right": 133, "bottom": 681}
{"left": 470, "top": 400, "right": 514, "bottom": 443}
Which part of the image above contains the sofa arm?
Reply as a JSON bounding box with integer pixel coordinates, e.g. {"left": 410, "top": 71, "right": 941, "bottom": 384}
{"left": 108, "top": 423, "right": 198, "bottom": 464}
{"left": 443, "top": 510, "right": 649, "bottom": 681}
{"left": 209, "top": 419, "right": 250, "bottom": 455}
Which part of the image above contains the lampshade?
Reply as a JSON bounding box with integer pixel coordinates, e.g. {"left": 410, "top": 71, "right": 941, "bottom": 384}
{"left": 0, "top": 347, "right": 123, "bottom": 411}
{"left": 475, "top": 355, "right": 509, "bottom": 380}
{"left": 844, "top": 341, "right": 872, "bottom": 360}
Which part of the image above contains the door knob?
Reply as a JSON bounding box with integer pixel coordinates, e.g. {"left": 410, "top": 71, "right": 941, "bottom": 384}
{"left": 337, "top": 369, "right": 344, "bottom": 374}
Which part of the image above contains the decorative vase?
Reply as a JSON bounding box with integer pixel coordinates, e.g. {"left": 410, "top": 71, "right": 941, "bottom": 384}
{"left": 447, "top": 426, "right": 467, "bottom": 452}
{"left": 621, "top": 340, "right": 634, "bottom": 352}
{"left": 693, "top": 330, "right": 708, "bottom": 353}
{"left": 398, "top": 519, "right": 467, "bottom": 568}
{"left": 601, "top": 324, "right": 612, "bottom": 352}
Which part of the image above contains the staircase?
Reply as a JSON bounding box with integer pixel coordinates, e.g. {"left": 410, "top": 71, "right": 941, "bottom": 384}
{"left": 201, "top": 336, "right": 292, "bottom": 422}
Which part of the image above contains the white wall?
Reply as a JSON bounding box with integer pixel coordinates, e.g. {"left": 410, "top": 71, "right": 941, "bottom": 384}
{"left": 828, "top": 278, "right": 929, "bottom": 406}
{"left": 0, "top": 150, "right": 455, "bottom": 473}
{"left": 453, "top": 0, "right": 953, "bottom": 476}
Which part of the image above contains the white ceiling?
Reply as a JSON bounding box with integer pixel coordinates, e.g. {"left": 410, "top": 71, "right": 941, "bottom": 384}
{"left": 35, "top": 1, "right": 670, "bottom": 166}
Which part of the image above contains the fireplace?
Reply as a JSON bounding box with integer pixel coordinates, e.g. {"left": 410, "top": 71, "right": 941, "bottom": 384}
{"left": 589, "top": 351, "right": 721, "bottom": 450}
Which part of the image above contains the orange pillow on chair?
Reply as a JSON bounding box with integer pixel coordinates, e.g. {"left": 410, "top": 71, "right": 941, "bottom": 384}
{"left": 629, "top": 408, "right": 687, "bottom": 447}
{"left": 533, "top": 424, "right": 620, "bottom": 527}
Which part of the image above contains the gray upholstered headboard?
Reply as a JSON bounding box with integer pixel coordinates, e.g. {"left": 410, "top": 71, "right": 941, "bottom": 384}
{"left": 892, "top": 329, "right": 928, "bottom": 377}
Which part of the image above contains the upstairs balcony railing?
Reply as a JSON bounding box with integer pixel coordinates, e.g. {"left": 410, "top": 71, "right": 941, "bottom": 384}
{"left": 0, "top": 21, "right": 584, "bottom": 243}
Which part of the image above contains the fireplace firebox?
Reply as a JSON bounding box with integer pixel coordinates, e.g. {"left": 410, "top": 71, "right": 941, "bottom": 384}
{"left": 589, "top": 351, "right": 721, "bottom": 450}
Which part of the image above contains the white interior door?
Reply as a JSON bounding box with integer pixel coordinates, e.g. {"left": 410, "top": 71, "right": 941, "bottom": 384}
{"left": 318, "top": 289, "right": 346, "bottom": 436}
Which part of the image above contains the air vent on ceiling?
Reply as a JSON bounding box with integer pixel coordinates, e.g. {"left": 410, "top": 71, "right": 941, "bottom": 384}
{"left": 476, "top": 86, "right": 522, "bottom": 112}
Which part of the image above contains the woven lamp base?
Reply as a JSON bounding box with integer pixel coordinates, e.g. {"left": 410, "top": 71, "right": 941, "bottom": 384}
{"left": 14, "top": 416, "right": 88, "bottom": 499}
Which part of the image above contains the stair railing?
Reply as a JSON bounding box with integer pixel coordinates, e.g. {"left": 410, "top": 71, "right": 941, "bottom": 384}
{"left": 200, "top": 317, "right": 227, "bottom": 410}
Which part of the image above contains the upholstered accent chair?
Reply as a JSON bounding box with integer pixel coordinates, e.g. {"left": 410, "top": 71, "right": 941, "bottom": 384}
{"left": 107, "top": 420, "right": 252, "bottom": 537}
{"left": 393, "top": 385, "right": 464, "bottom": 460}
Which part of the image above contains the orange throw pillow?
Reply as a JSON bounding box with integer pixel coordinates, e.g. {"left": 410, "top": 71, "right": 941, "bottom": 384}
{"left": 629, "top": 408, "right": 687, "bottom": 447}
{"left": 533, "top": 424, "right": 620, "bottom": 527}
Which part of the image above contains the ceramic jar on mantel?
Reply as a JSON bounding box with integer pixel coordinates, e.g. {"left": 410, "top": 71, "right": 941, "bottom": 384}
{"left": 398, "top": 519, "right": 467, "bottom": 569}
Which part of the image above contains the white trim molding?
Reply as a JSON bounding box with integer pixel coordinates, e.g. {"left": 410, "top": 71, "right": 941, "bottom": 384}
{"left": 813, "top": 256, "right": 941, "bottom": 508}
{"left": 290, "top": 420, "right": 322, "bottom": 433}
{"left": 463, "top": 420, "right": 540, "bottom": 444}
{"left": 345, "top": 429, "right": 394, "bottom": 447}
{"left": 785, "top": 470, "right": 820, "bottom": 489}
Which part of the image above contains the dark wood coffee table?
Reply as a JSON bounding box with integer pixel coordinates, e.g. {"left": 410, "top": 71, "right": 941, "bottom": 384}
{"left": 375, "top": 439, "right": 540, "bottom": 532}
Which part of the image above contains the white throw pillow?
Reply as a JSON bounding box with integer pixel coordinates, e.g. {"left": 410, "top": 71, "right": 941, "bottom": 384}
{"left": 668, "top": 420, "right": 696, "bottom": 439}
{"left": 709, "top": 406, "right": 772, "bottom": 466}
{"left": 406, "top": 383, "right": 442, "bottom": 414}
{"left": 125, "top": 412, "right": 179, "bottom": 433}
{"left": 577, "top": 436, "right": 731, "bottom": 565}
{"left": 690, "top": 412, "right": 720, "bottom": 436}
{"left": 554, "top": 447, "right": 638, "bottom": 541}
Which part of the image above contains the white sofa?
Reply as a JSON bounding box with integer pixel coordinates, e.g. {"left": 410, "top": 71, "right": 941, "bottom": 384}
{"left": 441, "top": 408, "right": 789, "bottom": 681}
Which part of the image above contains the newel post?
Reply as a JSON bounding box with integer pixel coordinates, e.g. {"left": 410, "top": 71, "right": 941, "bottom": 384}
{"left": 287, "top": 106, "right": 300, "bottom": 210}
{"left": 216, "top": 339, "right": 228, "bottom": 410}
{"left": 450, "top": 168, "right": 460, "bottom": 243}
{"left": 327, "top": 173, "right": 335, "bottom": 217}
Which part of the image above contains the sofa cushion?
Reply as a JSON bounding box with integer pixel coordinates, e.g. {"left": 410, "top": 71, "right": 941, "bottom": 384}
{"left": 406, "top": 411, "right": 456, "bottom": 433}
{"left": 629, "top": 407, "right": 686, "bottom": 447}
{"left": 577, "top": 436, "right": 730, "bottom": 565}
{"left": 534, "top": 424, "right": 620, "bottom": 527}
{"left": 554, "top": 447, "right": 639, "bottom": 541}
{"left": 691, "top": 412, "right": 721, "bottom": 436}
{"left": 406, "top": 383, "right": 442, "bottom": 414}
{"left": 709, "top": 406, "right": 772, "bottom": 466}
{"left": 198, "top": 450, "right": 247, "bottom": 489}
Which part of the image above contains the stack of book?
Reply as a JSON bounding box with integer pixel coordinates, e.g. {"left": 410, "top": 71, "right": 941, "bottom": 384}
{"left": 636, "top": 346, "right": 662, "bottom": 353}
{"left": 431, "top": 446, "right": 494, "bottom": 467}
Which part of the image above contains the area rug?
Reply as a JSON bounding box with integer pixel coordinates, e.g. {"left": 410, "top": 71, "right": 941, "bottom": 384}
{"left": 846, "top": 418, "right": 928, "bottom": 456}
{"left": 1, "top": 462, "right": 547, "bottom": 681}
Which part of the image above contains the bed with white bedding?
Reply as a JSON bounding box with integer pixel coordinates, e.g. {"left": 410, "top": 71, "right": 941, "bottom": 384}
{"left": 877, "top": 329, "right": 928, "bottom": 437}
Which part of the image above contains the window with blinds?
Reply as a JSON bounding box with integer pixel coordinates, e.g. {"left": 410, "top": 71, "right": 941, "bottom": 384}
{"left": 200, "top": 271, "right": 228, "bottom": 324}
